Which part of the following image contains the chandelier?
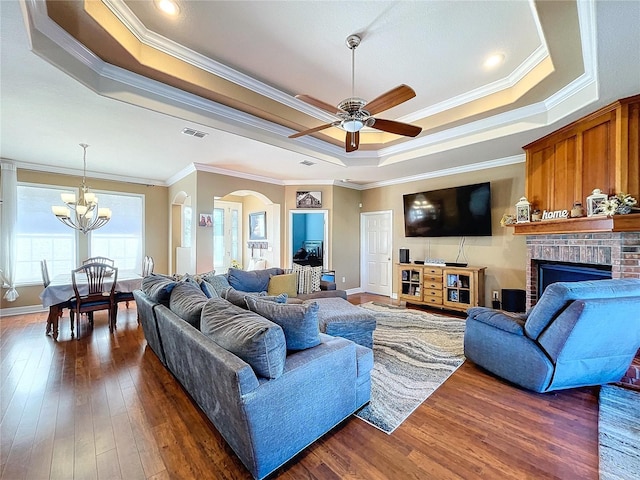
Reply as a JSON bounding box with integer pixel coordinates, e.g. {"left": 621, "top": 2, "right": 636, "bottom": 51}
{"left": 51, "top": 144, "right": 111, "bottom": 234}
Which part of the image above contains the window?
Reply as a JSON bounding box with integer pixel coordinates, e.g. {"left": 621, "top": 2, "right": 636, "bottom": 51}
{"left": 89, "top": 192, "right": 144, "bottom": 272}
{"left": 15, "top": 184, "right": 77, "bottom": 284}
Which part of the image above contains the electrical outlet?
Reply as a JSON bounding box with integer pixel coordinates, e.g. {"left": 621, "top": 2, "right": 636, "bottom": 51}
{"left": 492, "top": 290, "right": 499, "bottom": 300}
{"left": 342, "top": 276, "right": 346, "bottom": 283}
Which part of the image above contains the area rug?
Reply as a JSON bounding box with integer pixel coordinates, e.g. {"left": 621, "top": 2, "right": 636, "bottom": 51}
{"left": 355, "top": 302, "right": 466, "bottom": 434}
{"left": 598, "top": 384, "right": 640, "bottom": 480}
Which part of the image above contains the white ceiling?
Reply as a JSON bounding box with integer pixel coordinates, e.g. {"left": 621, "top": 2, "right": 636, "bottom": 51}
{"left": 1, "top": 0, "right": 639, "bottom": 188}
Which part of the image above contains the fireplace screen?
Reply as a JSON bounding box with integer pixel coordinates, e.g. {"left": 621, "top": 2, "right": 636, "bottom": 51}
{"left": 538, "top": 262, "right": 612, "bottom": 296}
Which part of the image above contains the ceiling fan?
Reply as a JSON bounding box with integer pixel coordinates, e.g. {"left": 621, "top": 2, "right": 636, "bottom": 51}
{"left": 289, "top": 34, "right": 422, "bottom": 152}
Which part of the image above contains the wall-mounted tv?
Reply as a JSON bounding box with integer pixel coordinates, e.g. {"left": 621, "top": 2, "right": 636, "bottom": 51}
{"left": 403, "top": 182, "right": 492, "bottom": 237}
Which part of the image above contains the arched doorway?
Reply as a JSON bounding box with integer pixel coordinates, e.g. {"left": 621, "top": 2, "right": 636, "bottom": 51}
{"left": 214, "top": 190, "right": 281, "bottom": 272}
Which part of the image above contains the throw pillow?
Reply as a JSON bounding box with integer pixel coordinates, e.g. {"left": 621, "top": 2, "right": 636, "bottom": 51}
{"left": 267, "top": 273, "right": 298, "bottom": 297}
{"left": 200, "top": 298, "right": 286, "bottom": 379}
{"left": 200, "top": 280, "right": 219, "bottom": 299}
{"left": 227, "top": 267, "right": 283, "bottom": 292}
{"left": 169, "top": 281, "right": 209, "bottom": 328}
{"left": 245, "top": 297, "right": 321, "bottom": 351}
{"left": 290, "top": 264, "right": 321, "bottom": 293}
{"left": 207, "top": 274, "right": 231, "bottom": 296}
{"left": 142, "top": 274, "right": 177, "bottom": 306}
{"left": 222, "top": 287, "right": 287, "bottom": 309}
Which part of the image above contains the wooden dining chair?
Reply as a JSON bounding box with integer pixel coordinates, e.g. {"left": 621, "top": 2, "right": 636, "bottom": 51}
{"left": 70, "top": 262, "right": 118, "bottom": 338}
{"left": 40, "top": 259, "right": 51, "bottom": 287}
{"left": 41, "top": 259, "right": 70, "bottom": 335}
{"left": 142, "top": 255, "right": 154, "bottom": 277}
{"left": 82, "top": 256, "right": 115, "bottom": 266}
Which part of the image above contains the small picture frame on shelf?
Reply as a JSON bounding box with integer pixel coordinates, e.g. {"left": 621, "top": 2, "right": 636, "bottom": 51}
{"left": 449, "top": 290, "right": 459, "bottom": 302}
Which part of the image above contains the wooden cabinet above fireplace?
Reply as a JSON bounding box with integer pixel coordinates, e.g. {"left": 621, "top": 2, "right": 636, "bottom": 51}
{"left": 519, "top": 94, "right": 640, "bottom": 235}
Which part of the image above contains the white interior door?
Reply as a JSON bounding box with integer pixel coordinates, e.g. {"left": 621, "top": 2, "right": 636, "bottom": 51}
{"left": 361, "top": 211, "right": 393, "bottom": 296}
{"left": 213, "top": 201, "right": 242, "bottom": 272}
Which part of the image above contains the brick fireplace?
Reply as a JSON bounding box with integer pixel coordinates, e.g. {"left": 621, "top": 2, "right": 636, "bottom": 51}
{"left": 525, "top": 232, "right": 640, "bottom": 310}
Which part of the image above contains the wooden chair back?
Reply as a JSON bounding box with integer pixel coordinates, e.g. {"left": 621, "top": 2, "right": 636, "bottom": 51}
{"left": 72, "top": 262, "right": 118, "bottom": 300}
{"left": 82, "top": 256, "right": 115, "bottom": 267}
{"left": 142, "top": 256, "right": 154, "bottom": 277}
{"left": 70, "top": 263, "right": 119, "bottom": 336}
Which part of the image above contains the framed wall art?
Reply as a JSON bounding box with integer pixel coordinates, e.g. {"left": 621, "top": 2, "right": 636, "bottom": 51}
{"left": 199, "top": 213, "right": 212, "bottom": 227}
{"left": 296, "top": 191, "right": 322, "bottom": 208}
{"left": 249, "top": 211, "right": 267, "bottom": 240}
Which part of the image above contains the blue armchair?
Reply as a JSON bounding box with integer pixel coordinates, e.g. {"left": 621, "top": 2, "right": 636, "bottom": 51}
{"left": 464, "top": 279, "right": 640, "bottom": 393}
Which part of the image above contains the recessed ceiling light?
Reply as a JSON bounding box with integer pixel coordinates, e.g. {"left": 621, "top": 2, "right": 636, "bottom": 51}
{"left": 155, "top": 0, "right": 180, "bottom": 16}
{"left": 484, "top": 53, "right": 505, "bottom": 69}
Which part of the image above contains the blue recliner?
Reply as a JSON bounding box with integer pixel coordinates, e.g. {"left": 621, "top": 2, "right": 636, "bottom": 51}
{"left": 464, "top": 279, "right": 640, "bottom": 393}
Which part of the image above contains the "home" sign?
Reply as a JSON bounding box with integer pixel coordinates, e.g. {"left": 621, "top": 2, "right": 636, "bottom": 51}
{"left": 542, "top": 209, "right": 569, "bottom": 220}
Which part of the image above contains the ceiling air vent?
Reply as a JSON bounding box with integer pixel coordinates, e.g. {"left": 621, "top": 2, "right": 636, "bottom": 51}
{"left": 300, "top": 160, "right": 315, "bottom": 166}
{"left": 182, "top": 127, "right": 208, "bottom": 138}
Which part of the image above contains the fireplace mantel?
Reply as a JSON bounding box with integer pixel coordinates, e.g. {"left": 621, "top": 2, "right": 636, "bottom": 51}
{"left": 512, "top": 213, "right": 640, "bottom": 235}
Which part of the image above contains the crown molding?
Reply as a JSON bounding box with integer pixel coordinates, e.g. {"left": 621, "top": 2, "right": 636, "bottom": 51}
{"left": 9, "top": 159, "right": 164, "bottom": 186}
{"left": 192, "top": 163, "right": 285, "bottom": 186}
{"left": 102, "top": 0, "right": 336, "bottom": 124}
{"left": 363, "top": 154, "right": 526, "bottom": 190}
{"left": 22, "top": 0, "right": 600, "bottom": 185}
{"left": 165, "top": 163, "right": 197, "bottom": 186}
{"left": 401, "top": 44, "right": 550, "bottom": 124}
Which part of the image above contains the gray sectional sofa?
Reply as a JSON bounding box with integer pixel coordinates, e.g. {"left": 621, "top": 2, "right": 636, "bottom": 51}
{"left": 134, "top": 272, "right": 373, "bottom": 480}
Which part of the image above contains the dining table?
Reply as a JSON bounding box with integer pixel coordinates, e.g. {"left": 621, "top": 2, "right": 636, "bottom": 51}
{"left": 40, "top": 270, "right": 143, "bottom": 340}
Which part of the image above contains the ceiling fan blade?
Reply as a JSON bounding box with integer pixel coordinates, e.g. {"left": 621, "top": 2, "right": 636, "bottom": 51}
{"left": 371, "top": 118, "right": 422, "bottom": 137}
{"left": 289, "top": 123, "right": 336, "bottom": 139}
{"left": 346, "top": 131, "right": 360, "bottom": 152}
{"left": 364, "top": 85, "right": 416, "bottom": 115}
{"left": 295, "top": 94, "right": 345, "bottom": 115}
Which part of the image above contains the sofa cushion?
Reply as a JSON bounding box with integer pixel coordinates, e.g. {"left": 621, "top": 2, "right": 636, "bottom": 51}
{"left": 245, "top": 297, "right": 321, "bottom": 351}
{"left": 221, "top": 287, "right": 287, "bottom": 309}
{"left": 169, "top": 281, "right": 209, "bottom": 328}
{"left": 141, "top": 274, "right": 177, "bottom": 306}
{"left": 200, "top": 297, "right": 286, "bottom": 379}
{"left": 207, "top": 274, "right": 231, "bottom": 296}
{"left": 227, "top": 267, "right": 284, "bottom": 292}
{"left": 267, "top": 273, "right": 298, "bottom": 297}
{"left": 199, "top": 280, "right": 219, "bottom": 299}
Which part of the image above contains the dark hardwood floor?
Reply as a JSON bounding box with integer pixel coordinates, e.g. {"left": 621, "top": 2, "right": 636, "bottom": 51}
{"left": 1, "top": 294, "right": 600, "bottom": 479}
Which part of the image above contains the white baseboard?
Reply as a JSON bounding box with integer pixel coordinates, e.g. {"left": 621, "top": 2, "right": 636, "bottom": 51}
{"left": 0, "top": 304, "right": 47, "bottom": 317}
{"left": 346, "top": 287, "right": 364, "bottom": 295}
{"left": 391, "top": 292, "right": 398, "bottom": 300}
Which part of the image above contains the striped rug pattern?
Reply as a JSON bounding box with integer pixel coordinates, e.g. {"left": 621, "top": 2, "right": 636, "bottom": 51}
{"left": 599, "top": 384, "right": 640, "bottom": 480}
{"left": 355, "top": 302, "right": 466, "bottom": 433}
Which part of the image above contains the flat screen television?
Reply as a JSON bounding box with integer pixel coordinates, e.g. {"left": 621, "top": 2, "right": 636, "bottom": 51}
{"left": 403, "top": 182, "right": 492, "bottom": 237}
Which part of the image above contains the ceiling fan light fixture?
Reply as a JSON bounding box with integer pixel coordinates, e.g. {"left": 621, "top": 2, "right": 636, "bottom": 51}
{"left": 290, "top": 33, "right": 421, "bottom": 151}
{"left": 342, "top": 118, "right": 364, "bottom": 133}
